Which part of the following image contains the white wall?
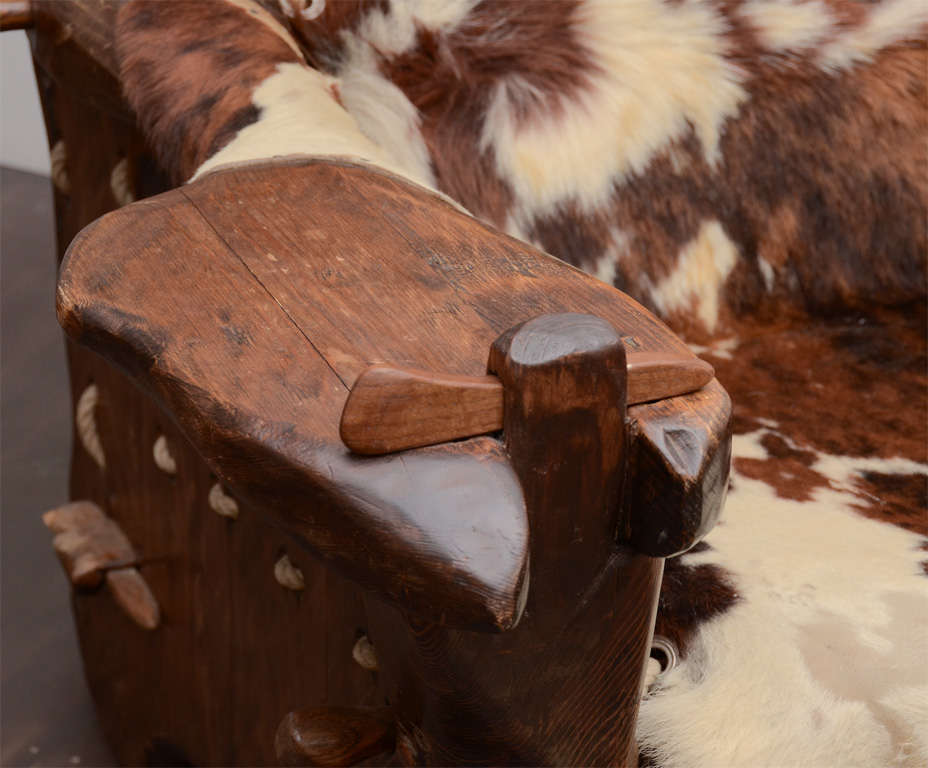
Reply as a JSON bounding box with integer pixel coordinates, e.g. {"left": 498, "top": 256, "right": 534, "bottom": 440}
{"left": 0, "top": 31, "right": 50, "bottom": 176}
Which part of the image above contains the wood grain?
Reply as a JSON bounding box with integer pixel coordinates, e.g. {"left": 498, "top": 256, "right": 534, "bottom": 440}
{"left": 341, "top": 352, "right": 713, "bottom": 455}
{"left": 626, "top": 351, "right": 713, "bottom": 404}
{"left": 51, "top": 155, "right": 732, "bottom": 764}
{"left": 58, "top": 178, "right": 529, "bottom": 634}
{"left": 340, "top": 365, "right": 503, "bottom": 455}
{"left": 356, "top": 314, "right": 662, "bottom": 766}
{"left": 30, "top": 1, "right": 126, "bottom": 118}
{"left": 275, "top": 706, "right": 395, "bottom": 767}
{"left": 488, "top": 313, "right": 629, "bottom": 632}
{"left": 34, "top": 64, "right": 378, "bottom": 766}
{"left": 29, "top": 4, "right": 734, "bottom": 763}
{"left": 56, "top": 159, "right": 729, "bottom": 634}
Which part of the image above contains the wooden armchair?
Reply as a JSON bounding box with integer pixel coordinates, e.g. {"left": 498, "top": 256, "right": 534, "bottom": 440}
{"left": 9, "top": 2, "right": 730, "bottom": 765}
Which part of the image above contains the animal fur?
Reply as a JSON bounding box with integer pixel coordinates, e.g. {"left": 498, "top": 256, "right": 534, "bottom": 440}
{"left": 115, "top": 1, "right": 928, "bottom": 764}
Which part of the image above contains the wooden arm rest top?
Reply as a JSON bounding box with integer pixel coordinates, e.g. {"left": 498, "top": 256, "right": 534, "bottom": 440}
{"left": 57, "top": 157, "right": 731, "bottom": 631}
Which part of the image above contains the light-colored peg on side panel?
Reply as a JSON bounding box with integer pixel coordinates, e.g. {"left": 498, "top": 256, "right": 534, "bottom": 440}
{"left": 208, "top": 483, "right": 238, "bottom": 519}
{"left": 110, "top": 157, "right": 136, "bottom": 207}
{"left": 76, "top": 384, "right": 105, "bottom": 469}
{"left": 352, "top": 635, "right": 378, "bottom": 671}
{"left": 152, "top": 435, "right": 176, "bottom": 474}
{"left": 274, "top": 554, "right": 304, "bottom": 591}
{"left": 50, "top": 140, "right": 70, "bottom": 194}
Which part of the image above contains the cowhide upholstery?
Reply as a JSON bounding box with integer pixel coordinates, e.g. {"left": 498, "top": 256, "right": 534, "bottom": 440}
{"left": 114, "top": 1, "right": 927, "bottom": 765}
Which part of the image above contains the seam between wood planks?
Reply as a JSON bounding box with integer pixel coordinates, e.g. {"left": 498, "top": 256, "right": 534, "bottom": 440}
{"left": 179, "top": 187, "right": 350, "bottom": 391}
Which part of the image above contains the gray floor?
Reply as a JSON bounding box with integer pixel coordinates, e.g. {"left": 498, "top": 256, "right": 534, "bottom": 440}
{"left": 1, "top": 166, "right": 115, "bottom": 767}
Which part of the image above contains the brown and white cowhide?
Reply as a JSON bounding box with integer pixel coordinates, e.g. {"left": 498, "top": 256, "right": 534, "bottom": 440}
{"left": 116, "top": 1, "right": 927, "bottom": 765}
{"left": 641, "top": 305, "right": 927, "bottom": 766}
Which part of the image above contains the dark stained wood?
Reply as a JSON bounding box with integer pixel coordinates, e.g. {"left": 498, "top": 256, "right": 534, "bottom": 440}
{"left": 275, "top": 706, "right": 396, "bottom": 767}
{"left": 59, "top": 157, "right": 728, "bottom": 577}
{"left": 29, "top": 1, "right": 127, "bottom": 118}
{"left": 623, "top": 380, "right": 733, "bottom": 557}
{"left": 42, "top": 500, "right": 137, "bottom": 587}
{"left": 488, "top": 313, "right": 629, "bottom": 632}
{"left": 31, "top": 61, "right": 378, "bottom": 766}
{"left": 50, "top": 155, "right": 730, "bottom": 764}
{"left": 50, "top": 152, "right": 732, "bottom": 765}
{"left": 0, "top": 0, "right": 32, "bottom": 31}
{"left": 358, "top": 314, "right": 661, "bottom": 766}
{"left": 57, "top": 190, "right": 529, "bottom": 633}
{"left": 25, "top": 8, "right": 733, "bottom": 741}
{"left": 179, "top": 159, "right": 699, "bottom": 382}
{"left": 366, "top": 558, "right": 663, "bottom": 767}
{"left": 32, "top": 1, "right": 120, "bottom": 76}
{"left": 341, "top": 352, "right": 713, "bottom": 455}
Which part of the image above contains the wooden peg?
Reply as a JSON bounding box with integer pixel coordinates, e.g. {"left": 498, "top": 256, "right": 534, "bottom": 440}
{"left": 43, "top": 500, "right": 160, "bottom": 629}
{"left": 340, "top": 366, "right": 503, "bottom": 456}
{"left": 340, "top": 350, "right": 713, "bottom": 455}
{"left": 275, "top": 706, "right": 395, "bottom": 767}
{"left": 43, "top": 500, "right": 136, "bottom": 587}
{"left": 0, "top": 1, "right": 32, "bottom": 31}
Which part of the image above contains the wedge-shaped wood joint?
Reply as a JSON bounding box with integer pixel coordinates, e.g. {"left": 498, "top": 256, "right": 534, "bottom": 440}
{"left": 43, "top": 501, "right": 159, "bottom": 629}
{"left": 275, "top": 706, "right": 395, "bottom": 767}
{"left": 43, "top": 501, "right": 136, "bottom": 587}
{"left": 340, "top": 351, "right": 712, "bottom": 455}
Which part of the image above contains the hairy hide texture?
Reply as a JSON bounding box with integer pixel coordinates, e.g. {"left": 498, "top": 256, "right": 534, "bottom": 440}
{"left": 114, "top": 1, "right": 928, "bottom": 765}
{"left": 644, "top": 307, "right": 928, "bottom": 767}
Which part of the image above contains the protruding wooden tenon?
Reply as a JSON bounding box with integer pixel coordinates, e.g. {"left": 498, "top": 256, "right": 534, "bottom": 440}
{"left": 341, "top": 351, "right": 713, "bottom": 455}
{"left": 365, "top": 314, "right": 658, "bottom": 767}
{"left": 43, "top": 501, "right": 160, "bottom": 629}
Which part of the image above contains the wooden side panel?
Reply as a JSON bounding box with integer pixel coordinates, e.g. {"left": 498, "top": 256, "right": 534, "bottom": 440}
{"left": 34, "top": 39, "right": 378, "bottom": 767}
